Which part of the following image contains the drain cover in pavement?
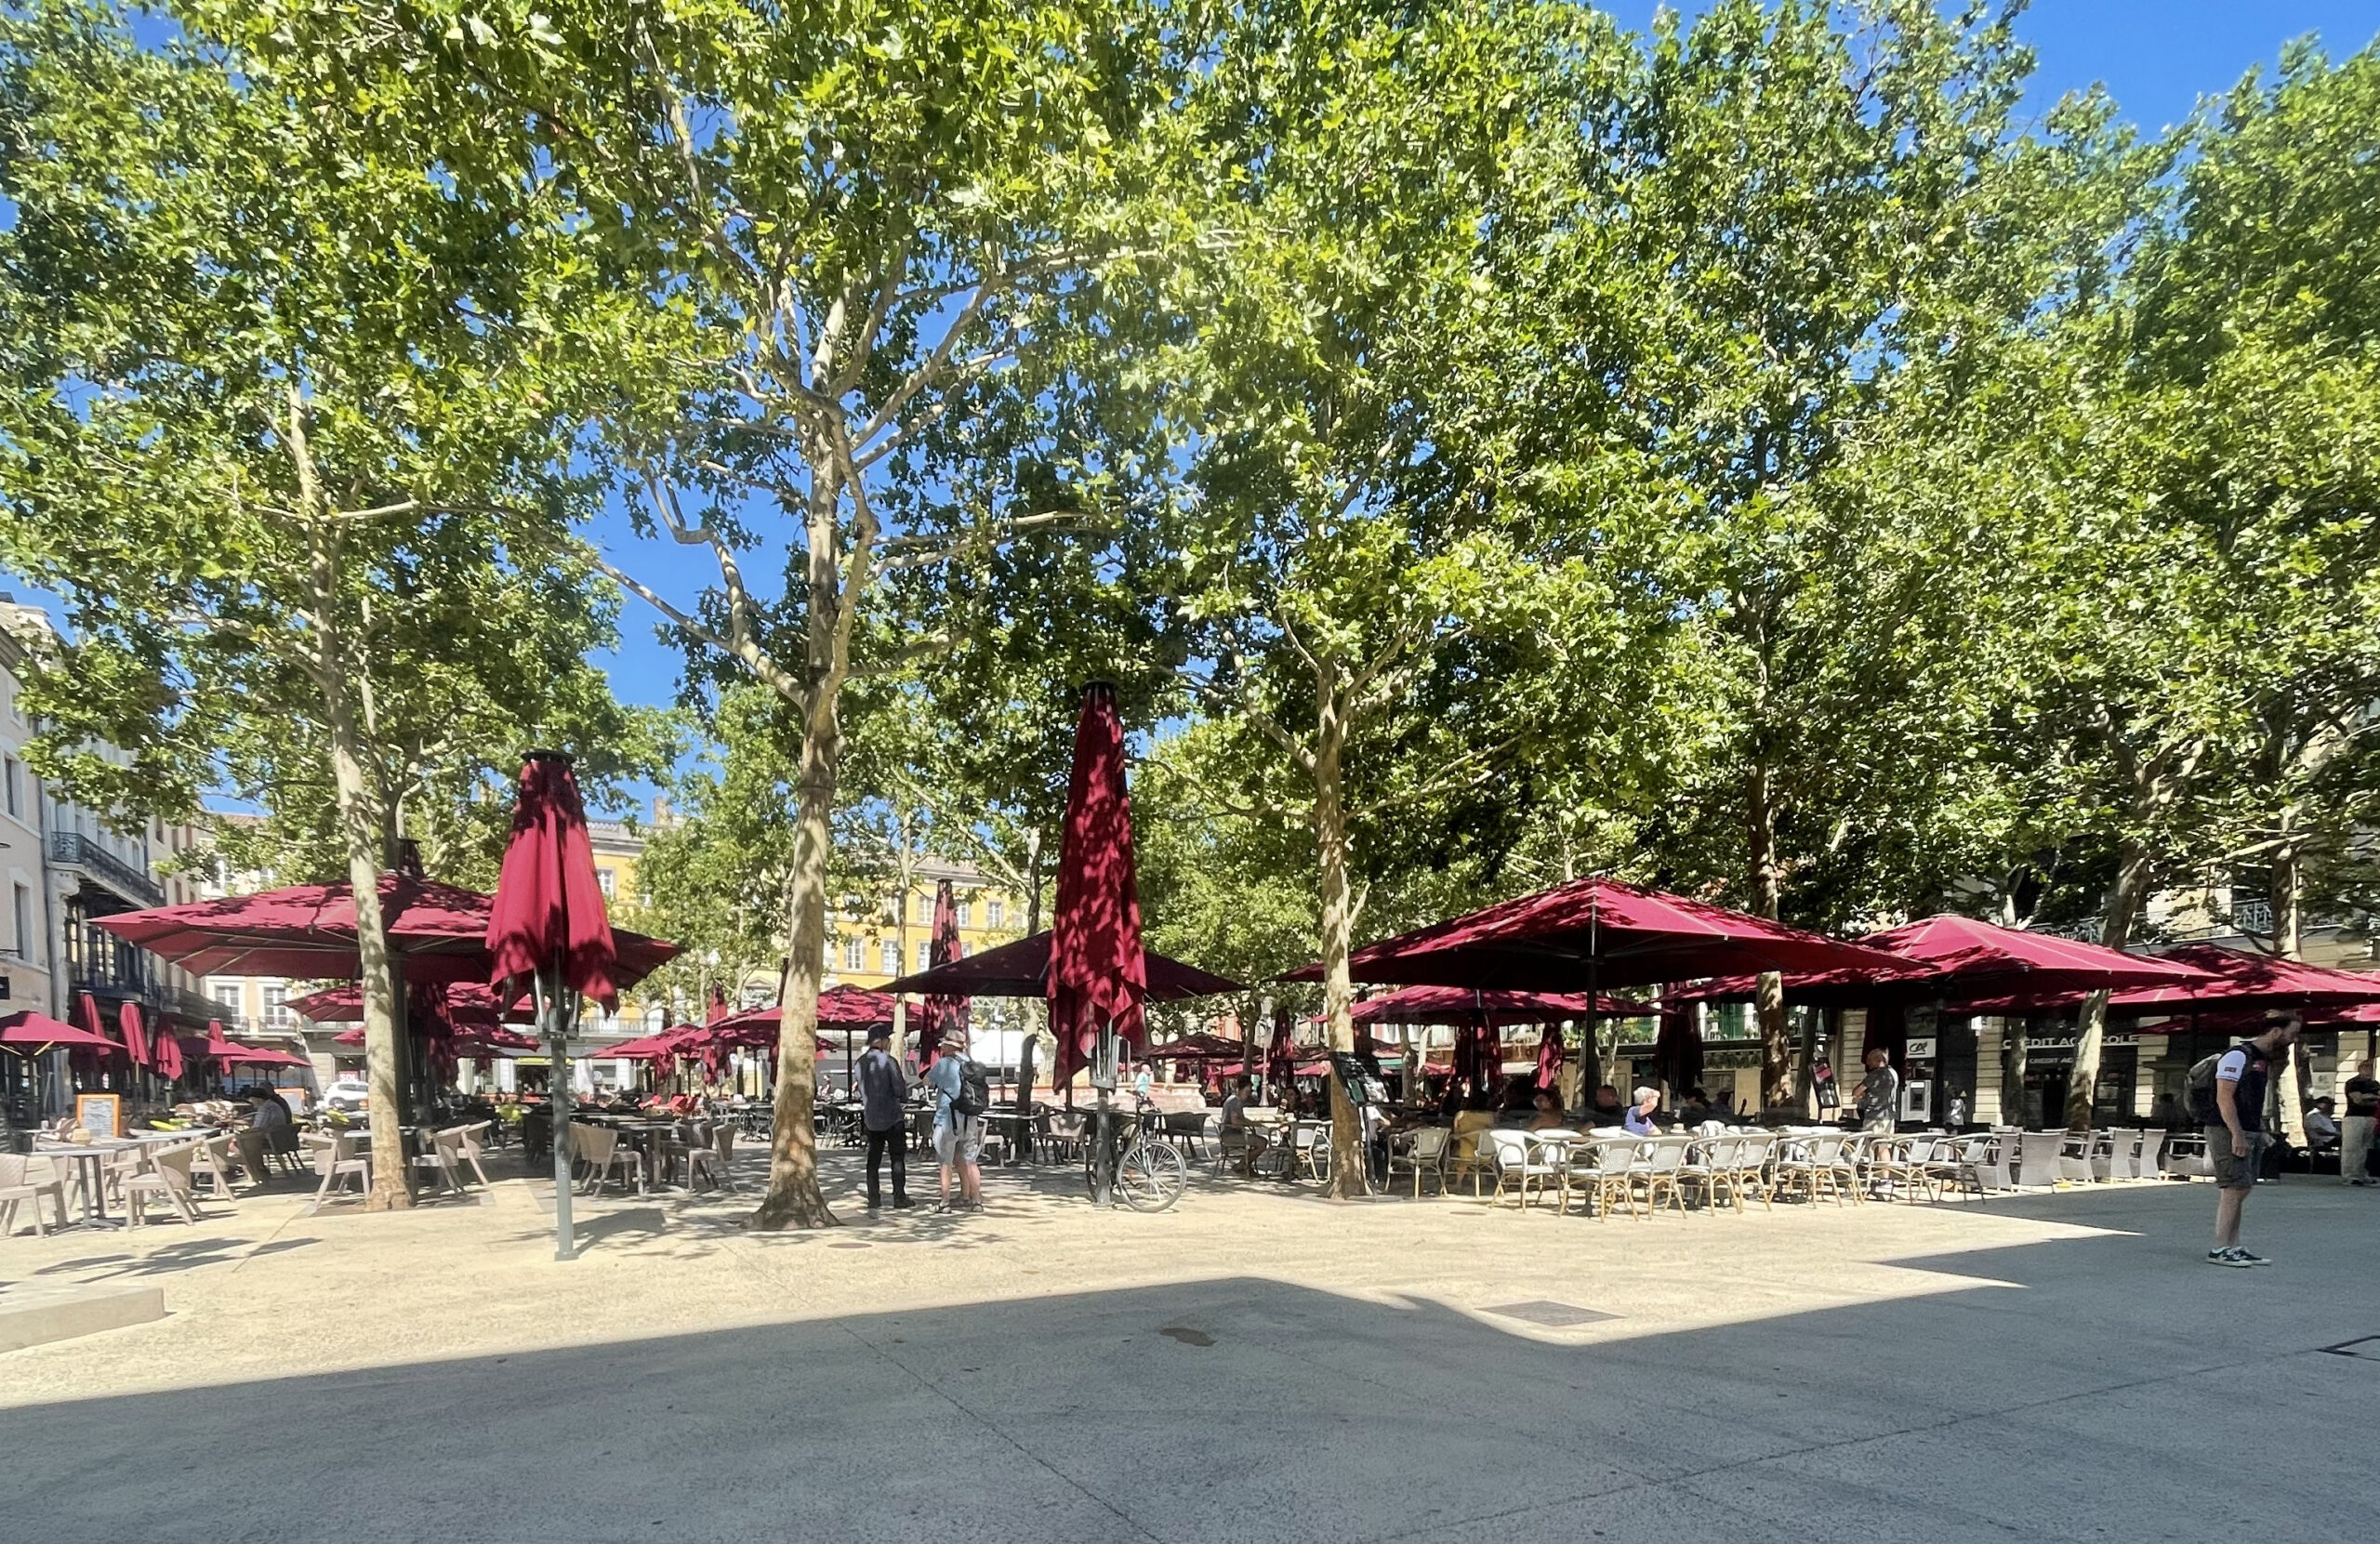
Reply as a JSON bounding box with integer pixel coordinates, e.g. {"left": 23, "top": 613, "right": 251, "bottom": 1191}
{"left": 1483, "top": 1300, "right": 1616, "bottom": 1327}
{"left": 2320, "top": 1336, "right": 2380, "bottom": 1360}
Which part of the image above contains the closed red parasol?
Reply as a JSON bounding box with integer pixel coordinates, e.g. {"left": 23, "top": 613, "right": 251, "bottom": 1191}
{"left": 916, "top": 878, "right": 968, "bottom": 1074}
{"left": 1534, "top": 1023, "right": 1565, "bottom": 1092}
{"left": 1048, "top": 684, "right": 1147, "bottom": 1083}
{"left": 1264, "top": 1002, "right": 1299, "bottom": 1104}
{"left": 116, "top": 997, "right": 150, "bottom": 1066}
{"left": 486, "top": 751, "right": 623, "bottom": 1263}
{"left": 1652, "top": 1004, "right": 1701, "bottom": 1095}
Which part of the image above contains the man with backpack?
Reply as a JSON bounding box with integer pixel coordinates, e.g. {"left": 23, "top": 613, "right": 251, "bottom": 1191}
{"left": 2191, "top": 1010, "right": 2301, "bottom": 1267}
{"left": 926, "top": 1031, "right": 986, "bottom": 1214}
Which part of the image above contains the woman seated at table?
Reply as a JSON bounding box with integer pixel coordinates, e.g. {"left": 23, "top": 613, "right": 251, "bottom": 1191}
{"left": 1527, "top": 1089, "right": 1568, "bottom": 1131}
{"left": 1623, "top": 1086, "right": 1663, "bottom": 1136}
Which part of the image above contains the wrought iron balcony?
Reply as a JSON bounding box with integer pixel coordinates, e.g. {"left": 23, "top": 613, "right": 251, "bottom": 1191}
{"left": 2231, "top": 899, "right": 2274, "bottom": 936}
{"left": 47, "top": 831, "right": 164, "bottom": 908}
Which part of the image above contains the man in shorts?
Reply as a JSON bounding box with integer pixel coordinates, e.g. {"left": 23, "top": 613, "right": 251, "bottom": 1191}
{"left": 2204, "top": 1010, "right": 2301, "bottom": 1267}
{"left": 926, "top": 1032, "right": 983, "bottom": 1213}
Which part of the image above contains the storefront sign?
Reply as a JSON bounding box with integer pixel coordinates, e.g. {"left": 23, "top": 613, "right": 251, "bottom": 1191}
{"left": 1906, "top": 1037, "right": 1937, "bottom": 1060}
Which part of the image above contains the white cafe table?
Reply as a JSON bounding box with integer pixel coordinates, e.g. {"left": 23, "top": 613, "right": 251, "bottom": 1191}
{"left": 32, "top": 1137, "right": 146, "bottom": 1230}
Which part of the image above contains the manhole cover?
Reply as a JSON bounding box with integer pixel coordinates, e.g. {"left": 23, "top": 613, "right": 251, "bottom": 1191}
{"left": 2320, "top": 1336, "right": 2380, "bottom": 1360}
{"left": 1483, "top": 1300, "right": 1616, "bottom": 1327}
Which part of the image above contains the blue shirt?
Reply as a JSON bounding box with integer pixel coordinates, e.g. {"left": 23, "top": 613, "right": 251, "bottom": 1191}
{"left": 927, "top": 1055, "right": 967, "bottom": 1128}
{"left": 1624, "top": 1106, "right": 1658, "bottom": 1136}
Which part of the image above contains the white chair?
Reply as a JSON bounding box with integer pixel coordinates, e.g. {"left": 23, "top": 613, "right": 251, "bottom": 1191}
{"left": 572, "top": 1125, "right": 642, "bottom": 1194}
{"left": 123, "top": 1144, "right": 203, "bottom": 1227}
{"left": 2056, "top": 1132, "right": 2096, "bottom": 1184}
{"left": 1386, "top": 1125, "right": 1449, "bottom": 1197}
{"left": 454, "top": 1122, "right": 496, "bottom": 1188}
{"left": 689, "top": 1123, "right": 736, "bottom": 1192}
{"left": 306, "top": 1132, "right": 371, "bottom": 1205}
{"left": 1725, "top": 1130, "right": 1778, "bottom": 1211}
{"left": 2014, "top": 1130, "right": 2065, "bottom": 1189}
{"left": 187, "top": 1135, "right": 240, "bottom": 1201}
{"left": 0, "top": 1153, "right": 71, "bottom": 1236}
{"left": 1578, "top": 1135, "right": 1646, "bottom": 1219}
{"left": 1777, "top": 1132, "right": 1852, "bottom": 1206}
{"left": 2161, "top": 1130, "right": 2212, "bottom": 1180}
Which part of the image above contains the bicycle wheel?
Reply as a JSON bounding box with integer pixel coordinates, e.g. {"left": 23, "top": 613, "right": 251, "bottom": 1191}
{"left": 1116, "top": 1140, "right": 1187, "bottom": 1211}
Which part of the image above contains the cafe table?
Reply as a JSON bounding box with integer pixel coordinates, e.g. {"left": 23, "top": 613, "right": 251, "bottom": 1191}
{"left": 32, "top": 1138, "right": 147, "bottom": 1230}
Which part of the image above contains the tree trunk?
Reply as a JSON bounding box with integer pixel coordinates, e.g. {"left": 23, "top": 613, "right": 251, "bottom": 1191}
{"left": 1312, "top": 684, "right": 1368, "bottom": 1198}
{"left": 2271, "top": 837, "right": 2308, "bottom": 1146}
{"left": 292, "top": 402, "right": 410, "bottom": 1213}
{"left": 2065, "top": 838, "right": 2152, "bottom": 1132}
{"left": 749, "top": 495, "right": 847, "bottom": 1232}
{"left": 1746, "top": 765, "right": 1791, "bottom": 1108}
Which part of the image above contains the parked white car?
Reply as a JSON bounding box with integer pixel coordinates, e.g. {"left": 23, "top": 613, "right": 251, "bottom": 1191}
{"left": 323, "top": 1076, "right": 371, "bottom": 1114}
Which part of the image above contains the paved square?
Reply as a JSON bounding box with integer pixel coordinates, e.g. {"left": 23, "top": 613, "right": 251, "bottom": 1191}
{"left": 2, "top": 1147, "right": 2371, "bottom": 1543}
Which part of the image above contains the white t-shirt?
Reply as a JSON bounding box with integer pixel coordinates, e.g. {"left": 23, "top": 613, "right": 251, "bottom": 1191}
{"left": 2215, "top": 1048, "right": 2249, "bottom": 1083}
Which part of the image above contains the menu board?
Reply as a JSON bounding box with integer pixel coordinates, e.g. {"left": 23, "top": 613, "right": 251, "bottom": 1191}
{"left": 76, "top": 1092, "right": 123, "bottom": 1139}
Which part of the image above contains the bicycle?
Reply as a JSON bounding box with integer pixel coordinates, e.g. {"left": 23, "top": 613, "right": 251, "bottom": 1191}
{"left": 1084, "top": 1096, "right": 1187, "bottom": 1211}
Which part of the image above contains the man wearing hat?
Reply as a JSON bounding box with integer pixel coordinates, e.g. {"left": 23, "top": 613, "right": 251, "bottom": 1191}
{"left": 857, "top": 1023, "right": 912, "bottom": 1210}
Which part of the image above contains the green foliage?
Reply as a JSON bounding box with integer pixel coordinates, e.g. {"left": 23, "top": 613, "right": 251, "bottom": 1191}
{"left": 0, "top": 0, "right": 655, "bottom": 883}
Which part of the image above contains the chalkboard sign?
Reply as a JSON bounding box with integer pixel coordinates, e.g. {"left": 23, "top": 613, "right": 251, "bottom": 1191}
{"left": 76, "top": 1092, "right": 123, "bottom": 1140}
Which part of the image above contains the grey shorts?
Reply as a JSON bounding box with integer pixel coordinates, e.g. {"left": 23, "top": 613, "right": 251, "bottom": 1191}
{"left": 934, "top": 1117, "right": 983, "bottom": 1167}
{"left": 2206, "top": 1127, "right": 2264, "bottom": 1190}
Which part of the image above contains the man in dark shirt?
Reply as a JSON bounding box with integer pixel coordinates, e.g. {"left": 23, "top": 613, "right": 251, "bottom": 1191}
{"left": 2340, "top": 1057, "right": 2377, "bottom": 1187}
{"left": 856, "top": 1025, "right": 911, "bottom": 1210}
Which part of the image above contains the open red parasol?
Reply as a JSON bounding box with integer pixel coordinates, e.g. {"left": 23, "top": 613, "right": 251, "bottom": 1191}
{"left": 0, "top": 1011, "right": 120, "bottom": 1054}
{"left": 1047, "top": 684, "right": 1147, "bottom": 1083}
{"left": 1673, "top": 914, "right": 2216, "bottom": 1009}
{"left": 1287, "top": 878, "right": 1914, "bottom": 991}
{"left": 885, "top": 930, "right": 1238, "bottom": 1002}
{"left": 1343, "top": 984, "right": 1653, "bottom": 1024}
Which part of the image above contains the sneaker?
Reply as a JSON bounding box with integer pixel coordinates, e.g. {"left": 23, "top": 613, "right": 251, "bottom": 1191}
{"left": 2206, "top": 1247, "right": 2254, "bottom": 1268}
{"left": 2233, "top": 1248, "right": 2272, "bottom": 1266}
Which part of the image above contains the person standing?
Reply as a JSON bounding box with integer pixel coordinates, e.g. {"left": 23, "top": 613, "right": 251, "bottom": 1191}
{"left": 2340, "top": 1057, "right": 2378, "bottom": 1187}
{"left": 1853, "top": 1048, "right": 1899, "bottom": 1134}
{"left": 856, "top": 1025, "right": 911, "bottom": 1210}
{"left": 2199, "top": 1011, "right": 2302, "bottom": 1267}
{"left": 926, "top": 1032, "right": 984, "bottom": 1213}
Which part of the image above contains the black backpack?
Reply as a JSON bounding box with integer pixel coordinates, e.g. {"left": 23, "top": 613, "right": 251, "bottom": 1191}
{"left": 951, "top": 1057, "right": 990, "bottom": 1119}
{"left": 2185, "top": 1043, "right": 2256, "bottom": 1125}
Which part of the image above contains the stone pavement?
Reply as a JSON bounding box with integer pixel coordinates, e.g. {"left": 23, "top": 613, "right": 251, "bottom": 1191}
{"left": 2, "top": 1142, "right": 2371, "bottom": 1543}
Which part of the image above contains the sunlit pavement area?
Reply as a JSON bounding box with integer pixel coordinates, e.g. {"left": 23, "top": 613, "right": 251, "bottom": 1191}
{"left": 4, "top": 1146, "right": 2373, "bottom": 1544}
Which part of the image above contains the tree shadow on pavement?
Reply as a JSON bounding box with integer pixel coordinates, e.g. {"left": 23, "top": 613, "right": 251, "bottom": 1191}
{"left": 5, "top": 1206, "right": 2372, "bottom": 1544}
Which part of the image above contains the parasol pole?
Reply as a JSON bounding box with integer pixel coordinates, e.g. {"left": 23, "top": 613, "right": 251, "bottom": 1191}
{"left": 540, "top": 958, "right": 575, "bottom": 1261}
{"left": 1089, "top": 1016, "right": 1117, "bottom": 1207}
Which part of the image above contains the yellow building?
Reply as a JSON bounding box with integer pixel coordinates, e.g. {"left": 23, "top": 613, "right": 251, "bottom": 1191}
{"left": 824, "top": 856, "right": 1026, "bottom": 990}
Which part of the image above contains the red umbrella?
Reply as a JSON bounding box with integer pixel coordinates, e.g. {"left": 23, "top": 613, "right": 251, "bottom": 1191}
{"left": 885, "top": 930, "right": 1239, "bottom": 1001}
{"left": 220, "top": 1044, "right": 311, "bottom": 1068}
{"left": 116, "top": 997, "right": 150, "bottom": 1066}
{"left": 488, "top": 753, "right": 623, "bottom": 1010}
{"left": 916, "top": 878, "right": 968, "bottom": 1074}
{"left": 1047, "top": 683, "right": 1146, "bottom": 1083}
{"left": 91, "top": 876, "right": 675, "bottom": 988}
{"left": 288, "top": 980, "right": 532, "bottom": 1028}
{"left": 1263, "top": 1002, "right": 1299, "bottom": 1103}
{"left": 1288, "top": 878, "right": 1911, "bottom": 992}
{"left": 1142, "top": 1031, "right": 1248, "bottom": 1061}
{"left": 0, "top": 1011, "right": 120, "bottom": 1053}
{"left": 1673, "top": 915, "right": 2216, "bottom": 1007}
{"left": 1534, "top": 1023, "right": 1565, "bottom": 1092}
{"left": 486, "top": 751, "right": 632, "bottom": 1262}
{"left": 1652, "top": 1004, "right": 1701, "bottom": 1094}
{"left": 1343, "top": 984, "right": 1653, "bottom": 1024}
